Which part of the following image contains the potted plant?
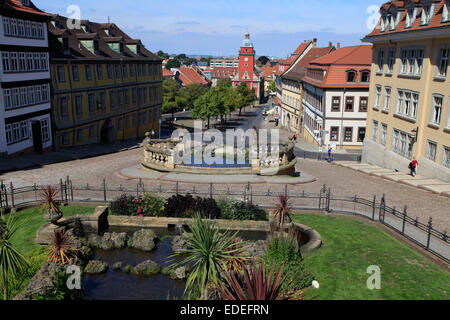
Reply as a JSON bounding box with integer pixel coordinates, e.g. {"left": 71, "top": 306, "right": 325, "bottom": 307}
{"left": 41, "top": 185, "right": 62, "bottom": 224}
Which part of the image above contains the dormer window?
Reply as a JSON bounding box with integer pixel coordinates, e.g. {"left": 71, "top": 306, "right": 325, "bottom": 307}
{"left": 421, "top": 4, "right": 435, "bottom": 25}
{"left": 443, "top": 0, "right": 450, "bottom": 22}
{"left": 361, "top": 71, "right": 370, "bottom": 83}
{"left": 81, "top": 24, "right": 90, "bottom": 33}
{"left": 62, "top": 37, "right": 69, "bottom": 53}
{"left": 389, "top": 13, "right": 395, "bottom": 30}
{"left": 405, "top": 8, "right": 417, "bottom": 28}
{"left": 346, "top": 70, "right": 356, "bottom": 83}
{"left": 20, "top": 0, "right": 30, "bottom": 6}
{"left": 380, "top": 14, "right": 388, "bottom": 32}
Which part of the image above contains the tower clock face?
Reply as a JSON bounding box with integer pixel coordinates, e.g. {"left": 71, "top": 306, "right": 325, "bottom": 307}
{"left": 245, "top": 58, "right": 248, "bottom": 61}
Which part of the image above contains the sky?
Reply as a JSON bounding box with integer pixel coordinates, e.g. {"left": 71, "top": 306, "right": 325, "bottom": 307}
{"left": 35, "top": 0, "right": 384, "bottom": 58}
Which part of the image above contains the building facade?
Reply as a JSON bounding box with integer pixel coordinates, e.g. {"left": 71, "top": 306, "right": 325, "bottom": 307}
{"left": 231, "top": 32, "right": 264, "bottom": 102}
{"left": 362, "top": 0, "right": 450, "bottom": 181}
{"left": 300, "top": 45, "right": 372, "bottom": 149}
{"left": 49, "top": 15, "right": 163, "bottom": 148}
{"left": 0, "top": 0, "right": 52, "bottom": 157}
{"left": 210, "top": 58, "right": 239, "bottom": 68}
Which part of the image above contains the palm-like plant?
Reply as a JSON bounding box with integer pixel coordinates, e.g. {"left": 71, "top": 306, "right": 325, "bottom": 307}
{"left": 170, "top": 213, "right": 247, "bottom": 300}
{"left": 216, "top": 260, "right": 289, "bottom": 300}
{"left": 41, "top": 186, "right": 62, "bottom": 224}
{"left": 272, "top": 195, "right": 292, "bottom": 228}
{"left": 0, "top": 214, "right": 29, "bottom": 300}
{"left": 223, "top": 236, "right": 248, "bottom": 273}
{"left": 48, "top": 229, "right": 78, "bottom": 265}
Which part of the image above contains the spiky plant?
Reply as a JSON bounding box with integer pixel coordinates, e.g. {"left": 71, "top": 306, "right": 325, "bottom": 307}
{"left": 48, "top": 229, "right": 78, "bottom": 265}
{"left": 40, "top": 185, "right": 60, "bottom": 212}
{"left": 272, "top": 195, "right": 292, "bottom": 228}
{"left": 0, "top": 214, "right": 29, "bottom": 300}
{"left": 223, "top": 236, "right": 248, "bottom": 273}
{"left": 216, "top": 260, "right": 289, "bottom": 300}
{"left": 169, "top": 213, "right": 247, "bottom": 300}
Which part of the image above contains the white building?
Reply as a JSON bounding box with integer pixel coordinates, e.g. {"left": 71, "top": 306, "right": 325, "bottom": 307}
{"left": 0, "top": 0, "right": 52, "bottom": 158}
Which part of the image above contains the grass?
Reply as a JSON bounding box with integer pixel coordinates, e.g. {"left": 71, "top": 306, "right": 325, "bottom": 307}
{"left": 292, "top": 213, "right": 450, "bottom": 300}
{"left": 0, "top": 205, "right": 96, "bottom": 299}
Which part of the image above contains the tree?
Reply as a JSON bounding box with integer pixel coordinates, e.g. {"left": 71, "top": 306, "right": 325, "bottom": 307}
{"left": 223, "top": 87, "right": 240, "bottom": 121}
{"left": 162, "top": 78, "right": 182, "bottom": 120}
{"left": 176, "top": 53, "right": 187, "bottom": 60}
{"left": 236, "top": 83, "right": 256, "bottom": 116}
{"left": 180, "top": 83, "right": 207, "bottom": 110}
{"left": 165, "top": 58, "right": 181, "bottom": 70}
{"left": 192, "top": 88, "right": 224, "bottom": 128}
{"left": 257, "top": 56, "right": 270, "bottom": 66}
{"left": 268, "top": 79, "right": 276, "bottom": 94}
{"left": 0, "top": 215, "right": 29, "bottom": 300}
{"left": 216, "top": 78, "right": 232, "bottom": 91}
{"left": 157, "top": 50, "right": 169, "bottom": 59}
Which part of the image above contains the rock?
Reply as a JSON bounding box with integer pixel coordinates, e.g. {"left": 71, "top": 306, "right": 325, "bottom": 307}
{"left": 172, "top": 232, "right": 190, "bottom": 251}
{"left": 123, "top": 265, "right": 132, "bottom": 273}
{"left": 111, "top": 232, "right": 127, "bottom": 249}
{"left": 14, "top": 262, "right": 62, "bottom": 300}
{"left": 171, "top": 266, "right": 187, "bottom": 280}
{"left": 131, "top": 260, "right": 161, "bottom": 276}
{"left": 87, "top": 234, "right": 101, "bottom": 248}
{"left": 85, "top": 260, "right": 109, "bottom": 274}
{"left": 243, "top": 240, "right": 266, "bottom": 260}
{"left": 128, "top": 229, "right": 158, "bottom": 251}
{"left": 112, "top": 261, "right": 123, "bottom": 271}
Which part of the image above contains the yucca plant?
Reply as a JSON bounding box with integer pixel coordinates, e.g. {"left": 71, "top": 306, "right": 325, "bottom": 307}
{"left": 216, "top": 260, "right": 289, "bottom": 300}
{"left": 169, "top": 213, "right": 247, "bottom": 300}
{"left": 271, "top": 195, "right": 292, "bottom": 228}
{"left": 48, "top": 229, "right": 78, "bottom": 265}
{"left": 41, "top": 186, "right": 62, "bottom": 224}
{"left": 223, "top": 236, "right": 248, "bottom": 272}
{"left": 0, "top": 214, "right": 29, "bottom": 300}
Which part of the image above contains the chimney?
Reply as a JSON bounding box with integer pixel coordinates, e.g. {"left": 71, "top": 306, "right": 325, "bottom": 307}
{"left": 337, "top": 42, "right": 341, "bottom": 49}
{"left": 329, "top": 41, "right": 333, "bottom": 47}
{"left": 313, "top": 38, "right": 317, "bottom": 47}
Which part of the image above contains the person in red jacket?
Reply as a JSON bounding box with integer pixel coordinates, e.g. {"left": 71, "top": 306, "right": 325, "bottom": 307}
{"left": 409, "top": 158, "right": 418, "bottom": 177}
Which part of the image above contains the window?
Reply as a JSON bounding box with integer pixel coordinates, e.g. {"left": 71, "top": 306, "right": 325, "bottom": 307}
{"left": 357, "top": 127, "right": 366, "bottom": 142}
{"left": 61, "top": 133, "right": 69, "bottom": 145}
{"left": 117, "top": 118, "right": 123, "bottom": 131}
{"left": 77, "top": 129, "right": 83, "bottom": 142}
{"left": 372, "top": 121, "right": 378, "bottom": 142}
{"left": 72, "top": 65, "right": 79, "bottom": 81}
{"left": 148, "top": 64, "right": 153, "bottom": 76}
{"left": 132, "top": 88, "right": 137, "bottom": 105}
{"left": 346, "top": 71, "right": 356, "bottom": 83}
{"left": 442, "top": 146, "right": 450, "bottom": 168}
{"left": 2, "top": 52, "right": 10, "bottom": 72}
{"left": 400, "top": 49, "right": 408, "bottom": 74}
{"left": 377, "top": 50, "right": 385, "bottom": 74}
{"left": 430, "top": 95, "right": 443, "bottom": 125}
{"left": 57, "top": 65, "right": 65, "bottom": 82}
{"left": 33, "top": 53, "right": 39, "bottom": 70}
{"left": 118, "top": 90, "right": 123, "bottom": 107}
{"left": 361, "top": 71, "right": 370, "bottom": 83}
{"left": 75, "top": 95, "right": 83, "bottom": 119}
{"left": 34, "top": 85, "right": 41, "bottom": 104}
{"left": 396, "top": 89, "right": 419, "bottom": 119}
{"left": 98, "top": 92, "right": 106, "bottom": 111}
{"left": 3, "top": 17, "right": 11, "bottom": 36}
{"left": 89, "top": 125, "right": 95, "bottom": 138}
{"left": 130, "top": 64, "right": 135, "bottom": 77}
{"left": 41, "top": 119, "right": 50, "bottom": 141}
{"left": 88, "top": 93, "right": 95, "bottom": 116}
{"left": 5, "top": 124, "right": 13, "bottom": 144}
{"left": 331, "top": 97, "right": 340, "bottom": 112}
{"left": 426, "top": 140, "right": 437, "bottom": 162}
{"left": 107, "top": 64, "right": 113, "bottom": 79}
{"left": 407, "top": 49, "right": 415, "bottom": 74}
{"left": 96, "top": 64, "right": 103, "bottom": 80}
{"left": 380, "top": 124, "right": 387, "bottom": 146}
{"left": 392, "top": 129, "right": 413, "bottom": 159}
{"left": 374, "top": 85, "right": 382, "bottom": 110}
{"left": 345, "top": 97, "right": 354, "bottom": 112}
{"left": 27, "top": 86, "right": 34, "bottom": 105}
{"left": 330, "top": 127, "right": 339, "bottom": 141}
{"left": 436, "top": 48, "right": 449, "bottom": 78}
{"left": 359, "top": 97, "right": 368, "bottom": 112}
{"left": 443, "top": 1, "right": 450, "bottom": 22}
{"left": 85, "top": 65, "right": 92, "bottom": 80}
{"left": 60, "top": 97, "right": 69, "bottom": 121}
{"left": 405, "top": 8, "right": 417, "bottom": 28}
{"left": 18, "top": 53, "right": 26, "bottom": 71}
{"left": 124, "top": 89, "right": 130, "bottom": 107}
{"left": 383, "top": 87, "right": 391, "bottom": 112}
{"left": 421, "top": 4, "right": 433, "bottom": 25}
{"left": 110, "top": 91, "right": 116, "bottom": 110}
{"left": 344, "top": 127, "right": 353, "bottom": 142}
{"left": 115, "top": 64, "right": 120, "bottom": 78}
{"left": 122, "top": 64, "right": 128, "bottom": 77}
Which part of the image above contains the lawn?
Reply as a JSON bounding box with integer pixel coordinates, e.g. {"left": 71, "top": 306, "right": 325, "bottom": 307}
{"left": 1, "top": 205, "right": 96, "bottom": 299}
{"left": 293, "top": 213, "right": 450, "bottom": 300}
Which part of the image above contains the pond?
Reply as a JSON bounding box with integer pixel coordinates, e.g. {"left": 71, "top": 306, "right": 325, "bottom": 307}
{"left": 82, "top": 226, "right": 268, "bottom": 300}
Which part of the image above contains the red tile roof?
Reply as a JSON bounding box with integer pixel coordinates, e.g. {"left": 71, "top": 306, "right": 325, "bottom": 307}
{"left": 303, "top": 45, "right": 373, "bottom": 88}
{"left": 0, "top": 0, "right": 50, "bottom": 17}
{"left": 177, "top": 67, "right": 211, "bottom": 86}
{"left": 259, "top": 65, "right": 277, "bottom": 81}
{"left": 211, "top": 67, "right": 238, "bottom": 79}
{"left": 365, "top": 0, "right": 450, "bottom": 39}
{"left": 163, "top": 68, "right": 174, "bottom": 78}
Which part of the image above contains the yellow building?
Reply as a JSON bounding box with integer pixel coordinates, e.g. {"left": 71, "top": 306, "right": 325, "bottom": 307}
{"left": 362, "top": 0, "right": 450, "bottom": 182}
{"left": 48, "top": 15, "right": 162, "bottom": 148}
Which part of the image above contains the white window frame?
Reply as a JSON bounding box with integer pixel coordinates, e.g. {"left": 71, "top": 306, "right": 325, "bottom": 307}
{"left": 377, "top": 49, "right": 385, "bottom": 74}
{"left": 41, "top": 118, "right": 50, "bottom": 142}
{"left": 426, "top": 140, "right": 437, "bottom": 162}
{"left": 2, "top": 52, "right": 11, "bottom": 73}
{"left": 383, "top": 86, "right": 391, "bottom": 112}
{"left": 443, "top": 0, "right": 450, "bottom": 22}
{"left": 371, "top": 120, "right": 378, "bottom": 142}
{"left": 5, "top": 124, "right": 13, "bottom": 144}
{"left": 3, "top": 17, "right": 11, "bottom": 36}
{"left": 3, "top": 89, "right": 12, "bottom": 110}
{"left": 380, "top": 123, "right": 387, "bottom": 146}
{"left": 387, "top": 49, "right": 396, "bottom": 74}
{"left": 442, "top": 145, "right": 450, "bottom": 168}
{"left": 436, "top": 47, "right": 449, "bottom": 79}
{"left": 396, "top": 89, "right": 419, "bottom": 120}
{"left": 429, "top": 94, "right": 443, "bottom": 126}
{"left": 374, "top": 85, "right": 382, "bottom": 110}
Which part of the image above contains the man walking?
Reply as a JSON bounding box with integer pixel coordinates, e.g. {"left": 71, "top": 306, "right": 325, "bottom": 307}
{"left": 409, "top": 158, "right": 418, "bottom": 177}
{"left": 328, "top": 145, "right": 333, "bottom": 162}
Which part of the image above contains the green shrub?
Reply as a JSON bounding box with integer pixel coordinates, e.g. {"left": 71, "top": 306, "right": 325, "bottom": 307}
{"left": 163, "top": 194, "right": 221, "bottom": 219}
{"left": 264, "top": 234, "right": 314, "bottom": 291}
{"left": 110, "top": 193, "right": 166, "bottom": 217}
{"left": 141, "top": 193, "right": 166, "bottom": 217}
{"left": 217, "top": 198, "right": 267, "bottom": 221}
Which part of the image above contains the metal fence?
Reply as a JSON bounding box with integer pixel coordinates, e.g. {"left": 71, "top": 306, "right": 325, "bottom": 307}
{"left": 294, "top": 147, "right": 362, "bottom": 162}
{"left": 0, "top": 177, "right": 448, "bottom": 264}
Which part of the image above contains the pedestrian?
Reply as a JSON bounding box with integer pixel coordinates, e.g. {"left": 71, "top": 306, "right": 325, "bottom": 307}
{"left": 293, "top": 132, "right": 297, "bottom": 142}
{"left": 409, "top": 158, "right": 418, "bottom": 177}
{"left": 328, "top": 145, "right": 333, "bottom": 162}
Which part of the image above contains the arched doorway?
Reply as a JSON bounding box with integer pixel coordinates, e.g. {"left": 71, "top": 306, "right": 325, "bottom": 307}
{"left": 100, "top": 118, "right": 114, "bottom": 144}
